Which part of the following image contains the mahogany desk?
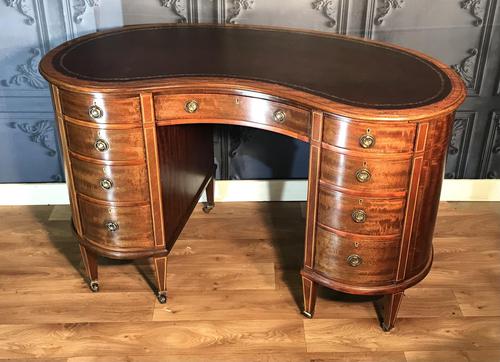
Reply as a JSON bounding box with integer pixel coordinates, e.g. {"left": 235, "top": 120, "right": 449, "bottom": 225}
{"left": 40, "top": 24, "right": 465, "bottom": 331}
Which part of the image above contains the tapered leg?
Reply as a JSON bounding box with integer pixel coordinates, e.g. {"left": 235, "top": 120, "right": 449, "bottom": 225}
{"left": 302, "top": 276, "right": 318, "bottom": 318}
{"left": 79, "top": 244, "right": 99, "bottom": 292}
{"left": 203, "top": 166, "right": 216, "bottom": 213}
{"left": 153, "top": 255, "right": 168, "bottom": 304}
{"left": 375, "top": 291, "right": 404, "bottom": 331}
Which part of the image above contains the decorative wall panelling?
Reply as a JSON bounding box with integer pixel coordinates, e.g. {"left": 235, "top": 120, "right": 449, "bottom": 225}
{"left": 481, "top": 111, "right": 500, "bottom": 178}
{"left": 0, "top": 0, "right": 499, "bottom": 182}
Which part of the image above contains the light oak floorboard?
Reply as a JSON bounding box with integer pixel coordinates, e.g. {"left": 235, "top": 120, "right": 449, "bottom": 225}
{"left": 0, "top": 202, "right": 499, "bottom": 361}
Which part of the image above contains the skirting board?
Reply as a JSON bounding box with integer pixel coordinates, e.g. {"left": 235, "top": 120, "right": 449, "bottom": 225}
{"left": 0, "top": 179, "right": 499, "bottom": 205}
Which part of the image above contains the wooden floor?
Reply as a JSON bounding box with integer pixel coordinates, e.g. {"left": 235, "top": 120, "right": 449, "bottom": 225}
{"left": 0, "top": 201, "right": 499, "bottom": 362}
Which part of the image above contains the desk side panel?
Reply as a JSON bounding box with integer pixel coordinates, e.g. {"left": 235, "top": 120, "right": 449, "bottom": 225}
{"left": 157, "top": 124, "right": 214, "bottom": 250}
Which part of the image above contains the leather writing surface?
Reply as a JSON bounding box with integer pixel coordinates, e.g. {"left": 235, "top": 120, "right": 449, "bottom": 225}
{"left": 52, "top": 25, "right": 451, "bottom": 110}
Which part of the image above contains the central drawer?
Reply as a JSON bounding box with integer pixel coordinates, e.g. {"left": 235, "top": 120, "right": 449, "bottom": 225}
{"left": 154, "top": 93, "right": 310, "bottom": 138}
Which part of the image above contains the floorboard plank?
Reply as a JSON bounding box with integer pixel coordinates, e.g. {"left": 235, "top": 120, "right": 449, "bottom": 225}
{"left": 304, "top": 317, "right": 500, "bottom": 353}
{"left": 0, "top": 320, "right": 306, "bottom": 359}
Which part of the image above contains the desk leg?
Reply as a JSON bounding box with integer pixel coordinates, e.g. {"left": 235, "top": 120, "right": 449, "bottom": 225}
{"left": 79, "top": 244, "right": 99, "bottom": 292}
{"left": 375, "top": 291, "right": 404, "bottom": 331}
{"left": 203, "top": 165, "right": 216, "bottom": 214}
{"left": 302, "top": 276, "right": 318, "bottom": 318}
{"left": 153, "top": 255, "right": 168, "bottom": 304}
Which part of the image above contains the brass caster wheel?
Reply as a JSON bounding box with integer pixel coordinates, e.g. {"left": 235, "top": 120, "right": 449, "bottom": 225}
{"left": 89, "top": 281, "right": 99, "bottom": 292}
{"left": 202, "top": 204, "right": 214, "bottom": 214}
{"left": 157, "top": 292, "right": 167, "bottom": 304}
{"left": 302, "top": 311, "right": 313, "bottom": 318}
{"left": 382, "top": 323, "right": 392, "bottom": 332}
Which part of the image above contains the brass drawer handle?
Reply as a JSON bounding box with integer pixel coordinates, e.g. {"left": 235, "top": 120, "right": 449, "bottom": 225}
{"left": 347, "top": 254, "right": 363, "bottom": 267}
{"left": 88, "top": 104, "right": 103, "bottom": 119}
{"left": 100, "top": 178, "right": 113, "bottom": 190}
{"left": 359, "top": 134, "right": 375, "bottom": 148}
{"left": 355, "top": 168, "right": 371, "bottom": 183}
{"left": 94, "top": 139, "right": 109, "bottom": 152}
{"left": 185, "top": 100, "right": 198, "bottom": 113}
{"left": 352, "top": 209, "right": 367, "bottom": 223}
{"left": 105, "top": 221, "right": 119, "bottom": 232}
{"left": 273, "top": 109, "right": 286, "bottom": 123}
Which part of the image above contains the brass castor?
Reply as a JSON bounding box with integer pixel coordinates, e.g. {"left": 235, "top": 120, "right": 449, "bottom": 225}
{"left": 302, "top": 310, "right": 313, "bottom": 318}
{"left": 202, "top": 204, "right": 215, "bottom": 213}
{"left": 381, "top": 322, "right": 392, "bottom": 332}
{"left": 89, "top": 281, "right": 99, "bottom": 292}
{"left": 157, "top": 292, "right": 167, "bottom": 304}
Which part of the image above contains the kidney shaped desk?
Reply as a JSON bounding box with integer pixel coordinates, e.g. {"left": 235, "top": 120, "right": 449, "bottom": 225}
{"left": 40, "top": 24, "right": 465, "bottom": 331}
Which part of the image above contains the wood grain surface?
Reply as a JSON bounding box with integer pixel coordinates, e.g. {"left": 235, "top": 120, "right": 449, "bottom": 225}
{"left": 0, "top": 201, "right": 498, "bottom": 361}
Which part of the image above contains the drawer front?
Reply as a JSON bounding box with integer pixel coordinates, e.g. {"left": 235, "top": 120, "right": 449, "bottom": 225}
{"left": 323, "top": 115, "right": 416, "bottom": 153}
{"left": 154, "top": 93, "right": 310, "bottom": 137}
{"left": 71, "top": 157, "right": 149, "bottom": 203}
{"left": 65, "top": 122, "right": 145, "bottom": 161}
{"left": 320, "top": 148, "right": 411, "bottom": 193}
{"left": 317, "top": 188, "right": 405, "bottom": 236}
{"left": 79, "top": 197, "right": 154, "bottom": 249}
{"left": 314, "top": 226, "right": 399, "bottom": 286}
{"left": 60, "top": 91, "right": 141, "bottom": 124}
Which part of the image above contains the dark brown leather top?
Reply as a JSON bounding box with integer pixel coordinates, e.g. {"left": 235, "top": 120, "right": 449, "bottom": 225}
{"left": 50, "top": 25, "right": 452, "bottom": 109}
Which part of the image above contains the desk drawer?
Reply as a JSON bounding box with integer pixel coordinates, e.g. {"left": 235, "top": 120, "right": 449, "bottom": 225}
{"left": 154, "top": 93, "right": 310, "bottom": 138}
{"left": 65, "top": 122, "right": 145, "bottom": 162}
{"left": 60, "top": 91, "right": 141, "bottom": 124}
{"left": 323, "top": 115, "right": 416, "bottom": 153}
{"left": 314, "top": 226, "right": 399, "bottom": 286}
{"left": 79, "top": 197, "right": 154, "bottom": 249}
{"left": 317, "top": 188, "right": 405, "bottom": 236}
{"left": 71, "top": 156, "right": 149, "bottom": 203}
{"left": 320, "top": 147, "right": 411, "bottom": 193}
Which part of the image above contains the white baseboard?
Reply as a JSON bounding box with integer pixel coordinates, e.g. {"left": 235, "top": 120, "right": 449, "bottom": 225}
{"left": 0, "top": 179, "right": 499, "bottom": 205}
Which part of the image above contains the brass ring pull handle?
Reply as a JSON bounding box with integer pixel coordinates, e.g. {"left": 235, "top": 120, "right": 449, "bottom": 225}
{"left": 359, "top": 134, "right": 375, "bottom": 148}
{"left": 347, "top": 254, "right": 363, "bottom": 267}
{"left": 100, "top": 178, "right": 113, "bottom": 190}
{"left": 273, "top": 109, "right": 286, "bottom": 123}
{"left": 185, "top": 100, "right": 198, "bottom": 113}
{"left": 355, "top": 168, "right": 371, "bottom": 183}
{"left": 88, "top": 104, "right": 103, "bottom": 119}
{"left": 351, "top": 209, "right": 367, "bottom": 223}
{"left": 94, "top": 139, "right": 109, "bottom": 152}
{"left": 105, "top": 221, "right": 119, "bottom": 232}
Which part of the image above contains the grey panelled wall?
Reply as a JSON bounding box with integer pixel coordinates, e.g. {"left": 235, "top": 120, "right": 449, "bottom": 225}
{"left": 0, "top": 0, "right": 499, "bottom": 183}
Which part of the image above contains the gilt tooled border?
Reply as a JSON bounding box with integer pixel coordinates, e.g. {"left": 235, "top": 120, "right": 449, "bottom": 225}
{"left": 56, "top": 26, "right": 449, "bottom": 109}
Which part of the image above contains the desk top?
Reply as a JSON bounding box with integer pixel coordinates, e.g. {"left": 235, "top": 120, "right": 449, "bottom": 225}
{"left": 41, "top": 24, "right": 464, "bottom": 114}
